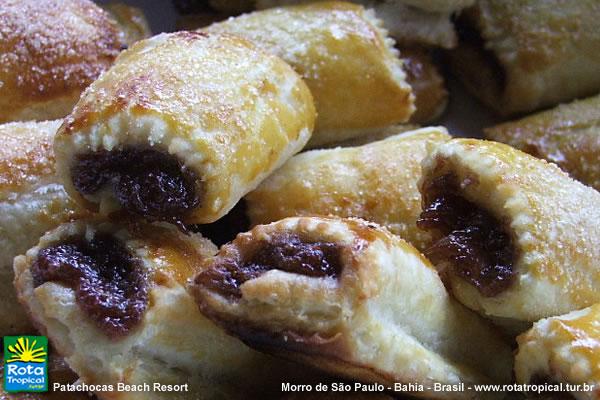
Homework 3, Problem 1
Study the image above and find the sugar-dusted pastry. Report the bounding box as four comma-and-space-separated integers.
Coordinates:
190, 216, 513, 399
14, 219, 318, 400
245, 127, 450, 251
449, 0, 600, 116
203, 2, 413, 146
255, 0, 468, 48
54, 31, 315, 226
485, 94, 600, 191
0, 120, 89, 336
515, 303, 600, 400
417, 139, 600, 324
102, 3, 152, 46
0, 0, 150, 124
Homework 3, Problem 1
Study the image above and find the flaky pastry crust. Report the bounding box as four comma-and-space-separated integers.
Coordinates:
419, 139, 600, 323
203, 2, 413, 146
485, 94, 600, 192
245, 127, 450, 251
190, 216, 513, 399
449, 0, 600, 115
516, 303, 600, 400
14, 220, 314, 399
0, 0, 127, 123
0, 120, 88, 336
54, 31, 315, 224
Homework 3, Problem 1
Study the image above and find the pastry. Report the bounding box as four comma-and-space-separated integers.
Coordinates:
515, 303, 600, 400
245, 127, 450, 251
449, 0, 600, 115
203, 2, 413, 147
14, 219, 316, 399
0, 0, 150, 124
402, 48, 448, 123
102, 3, 152, 46
255, 0, 468, 48
485, 94, 600, 191
190, 216, 513, 399
417, 139, 600, 324
54, 31, 315, 226
0, 120, 88, 336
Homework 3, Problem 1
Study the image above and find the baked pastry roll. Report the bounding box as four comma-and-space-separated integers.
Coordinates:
0, 0, 149, 124
102, 3, 152, 46
485, 94, 600, 192
245, 127, 450, 251
449, 0, 600, 116
14, 219, 315, 399
515, 303, 600, 400
54, 31, 315, 225
403, 48, 448, 124
0, 120, 88, 336
202, 2, 414, 146
190, 216, 513, 399
255, 0, 465, 48
417, 139, 600, 324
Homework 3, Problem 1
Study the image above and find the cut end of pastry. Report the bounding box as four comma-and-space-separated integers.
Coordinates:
449, 10, 508, 114
195, 232, 344, 300
417, 164, 516, 298
30, 229, 149, 339
70, 147, 202, 226
190, 217, 380, 347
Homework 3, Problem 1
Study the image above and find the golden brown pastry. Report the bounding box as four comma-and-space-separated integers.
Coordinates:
54, 31, 315, 226
0, 0, 149, 124
403, 48, 448, 123
190, 216, 513, 399
255, 0, 467, 48
202, 2, 414, 146
245, 127, 450, 251
0, 120, 88, 336
485, 94, 600, 191
14, 219, 317, 399
449, 0, 600, 116
102, 3, 152, 46
515, 303, 600, 400
417, 139, 600, 325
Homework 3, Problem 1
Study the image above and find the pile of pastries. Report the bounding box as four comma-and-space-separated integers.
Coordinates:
1, 0, 599, 399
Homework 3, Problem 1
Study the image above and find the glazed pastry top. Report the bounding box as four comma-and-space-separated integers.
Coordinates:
0, 0, 125, 121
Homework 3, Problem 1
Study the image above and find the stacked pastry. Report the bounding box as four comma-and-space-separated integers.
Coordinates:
3, 0, 600, 400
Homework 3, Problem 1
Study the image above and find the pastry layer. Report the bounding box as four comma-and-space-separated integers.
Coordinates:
54, 31, 315, 224
0, 0, 147, 123
191, 216, 513, 399
245, 127, 450, 251
485, 94, 600, 192
418, 139, 600, 322
14, 219, 314, 399
0, 120, 88, 336
516, 303, 600, 400
449, 0, 600, 115
203, 2, 413, 146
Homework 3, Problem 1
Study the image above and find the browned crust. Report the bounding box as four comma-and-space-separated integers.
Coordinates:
0, 0, 126, 122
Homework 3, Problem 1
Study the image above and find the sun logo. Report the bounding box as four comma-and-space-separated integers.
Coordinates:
6, 337, 47, 364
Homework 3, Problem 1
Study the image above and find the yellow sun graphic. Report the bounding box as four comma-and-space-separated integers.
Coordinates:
6, 338, 47, 363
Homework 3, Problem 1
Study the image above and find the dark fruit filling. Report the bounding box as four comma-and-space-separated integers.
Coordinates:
31, 234, 148, 338
196, 234, 343, 299
417, 173, 515, 297
71, 148, 201, 224
189, 200, 250, 246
